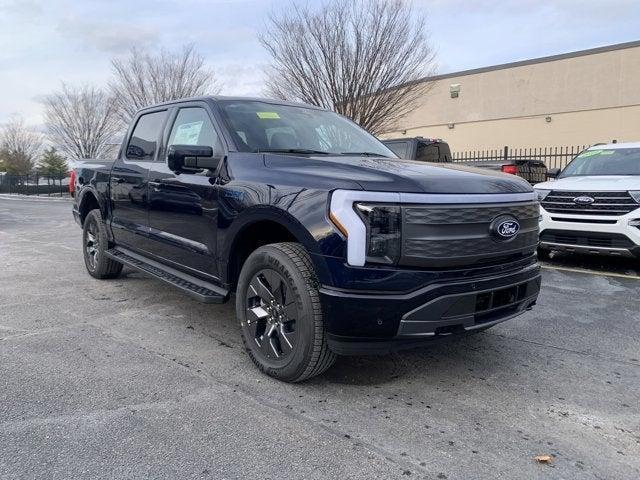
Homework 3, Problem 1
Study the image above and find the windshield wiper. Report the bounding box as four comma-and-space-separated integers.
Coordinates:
255, 148, 330, 155
339, 151, 391, 158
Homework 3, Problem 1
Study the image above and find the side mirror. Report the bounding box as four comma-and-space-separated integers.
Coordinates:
547, 167, 561, 179
167, 144, 220, 172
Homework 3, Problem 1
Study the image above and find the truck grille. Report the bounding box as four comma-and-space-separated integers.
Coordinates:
540, 230, 634, 249
541, 191, 639, 216
401, 202, 539, 268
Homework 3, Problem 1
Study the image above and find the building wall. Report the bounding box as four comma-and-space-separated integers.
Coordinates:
381, 42, 640, 152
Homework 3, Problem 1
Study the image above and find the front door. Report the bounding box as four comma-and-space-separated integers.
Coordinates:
110, 110, 168, 252
147, 105, 223, 279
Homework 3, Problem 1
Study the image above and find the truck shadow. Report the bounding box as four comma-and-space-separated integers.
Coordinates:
316, 334, 501, 387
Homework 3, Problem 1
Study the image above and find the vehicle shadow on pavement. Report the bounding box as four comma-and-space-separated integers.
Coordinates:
316, 335, 497, 387
543, 251, 640, 277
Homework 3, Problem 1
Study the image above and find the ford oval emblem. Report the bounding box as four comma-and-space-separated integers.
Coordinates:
573, 196, 595, 205
491, 215, 520, 240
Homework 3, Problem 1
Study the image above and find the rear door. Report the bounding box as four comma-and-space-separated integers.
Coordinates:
147, 103, 224, 278
110, 109, 168, 252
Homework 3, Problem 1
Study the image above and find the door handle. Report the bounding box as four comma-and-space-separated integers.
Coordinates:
111, 177, 125, 184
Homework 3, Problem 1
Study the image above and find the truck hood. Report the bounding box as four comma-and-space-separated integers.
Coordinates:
264, 154, 532, 194
535, 175, 640, 192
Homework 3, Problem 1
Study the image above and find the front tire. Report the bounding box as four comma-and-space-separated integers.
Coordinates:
236, 242, 336, 382
82, 209, 123, 279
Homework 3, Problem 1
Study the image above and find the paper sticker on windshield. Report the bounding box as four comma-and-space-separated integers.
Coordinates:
173, 121, 203, 145
257, 112, 280, 119
577, 150, 602, 158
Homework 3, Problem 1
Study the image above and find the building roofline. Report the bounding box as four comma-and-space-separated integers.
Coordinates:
413, 39, 640, 85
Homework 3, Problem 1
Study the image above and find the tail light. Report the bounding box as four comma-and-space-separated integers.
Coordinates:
501, 165, 518, 175
69, 169, 77, 197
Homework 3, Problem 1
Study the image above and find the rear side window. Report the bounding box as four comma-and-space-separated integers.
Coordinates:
386, 141, 410, 159
126, 111, 167, 160
417, 144, 440, 162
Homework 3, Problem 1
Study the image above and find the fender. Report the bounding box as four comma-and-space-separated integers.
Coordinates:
220, 204, 333, 286
76, 185, 109, 223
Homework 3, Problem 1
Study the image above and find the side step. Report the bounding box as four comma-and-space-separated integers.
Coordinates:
106, 248, 229, 304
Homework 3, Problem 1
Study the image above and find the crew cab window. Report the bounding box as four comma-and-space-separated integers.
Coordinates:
126, 111, 167, 160
168, 107, 220, 150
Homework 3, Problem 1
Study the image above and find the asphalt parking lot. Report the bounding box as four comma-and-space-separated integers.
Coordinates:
1, 196, 639, 480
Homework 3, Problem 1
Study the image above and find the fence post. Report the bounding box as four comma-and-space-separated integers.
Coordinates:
503, 146, 509, 162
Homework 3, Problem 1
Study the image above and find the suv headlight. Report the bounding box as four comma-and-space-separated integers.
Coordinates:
354, 203, 401, 265
629, 191, 640, 203
535, 189, 551, 201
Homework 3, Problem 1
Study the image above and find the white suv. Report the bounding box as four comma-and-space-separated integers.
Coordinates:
535, 142, 640, 259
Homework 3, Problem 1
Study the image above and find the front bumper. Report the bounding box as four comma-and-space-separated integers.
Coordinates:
539, 206, 640, 258
320, 262, 541, 355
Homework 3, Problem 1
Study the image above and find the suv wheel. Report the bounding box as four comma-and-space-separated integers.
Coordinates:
236, 242, 336, 382
82, 209, 123, 279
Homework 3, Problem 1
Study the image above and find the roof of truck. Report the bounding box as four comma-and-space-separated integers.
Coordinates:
140, 95, 323, 111
587, 142, 640, 150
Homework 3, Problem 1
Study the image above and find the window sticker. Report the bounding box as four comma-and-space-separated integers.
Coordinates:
173, 121, 204, 145
256, 112, 280, 119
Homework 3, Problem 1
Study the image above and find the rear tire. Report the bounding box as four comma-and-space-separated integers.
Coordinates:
82, 209, 123, 279
236, 242, 336, 382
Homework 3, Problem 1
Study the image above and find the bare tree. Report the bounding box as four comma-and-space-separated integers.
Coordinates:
43, 84, 122, 160
110, 44, 219, 123
261, 0, 436, 135
0, 116, 43, 175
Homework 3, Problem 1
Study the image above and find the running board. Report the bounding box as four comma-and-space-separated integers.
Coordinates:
106, 248, 228, 304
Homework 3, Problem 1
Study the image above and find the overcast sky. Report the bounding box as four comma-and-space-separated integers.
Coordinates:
1, 0, 638, 127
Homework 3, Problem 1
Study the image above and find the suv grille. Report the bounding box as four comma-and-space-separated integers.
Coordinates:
540, 230, 634, 249
541, 191, 639, 216
401, 202, 539, 268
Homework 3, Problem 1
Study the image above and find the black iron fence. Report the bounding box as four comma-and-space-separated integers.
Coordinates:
452, 145, 588, 170
0, 173, 70, 196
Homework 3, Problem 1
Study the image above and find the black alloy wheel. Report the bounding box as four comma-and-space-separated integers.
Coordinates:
236, 242, 336, 382
82, 209, 123, 279
245, 268, 298, 360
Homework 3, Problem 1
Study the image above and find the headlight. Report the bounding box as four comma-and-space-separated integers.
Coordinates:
629, 191, 640, 203
535, 189, 551, 201
354, 203, 401, 265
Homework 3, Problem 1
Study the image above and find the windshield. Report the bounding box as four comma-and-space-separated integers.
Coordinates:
217, 100, 396, 158
560, 148, 640, 177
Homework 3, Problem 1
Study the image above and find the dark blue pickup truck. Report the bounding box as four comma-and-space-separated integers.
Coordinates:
72, 96, 541, 382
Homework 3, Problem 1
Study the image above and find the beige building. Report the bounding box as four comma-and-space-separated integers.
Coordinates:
382, 40, 640, 153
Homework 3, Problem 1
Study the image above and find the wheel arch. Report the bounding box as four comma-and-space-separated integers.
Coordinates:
223, 207, 329, 290
77, 187, 105, 225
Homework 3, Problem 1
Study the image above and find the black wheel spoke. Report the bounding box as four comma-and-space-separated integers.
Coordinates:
249, 275, 274, 304
244, 266, 299, 362
278, 325, 294, 355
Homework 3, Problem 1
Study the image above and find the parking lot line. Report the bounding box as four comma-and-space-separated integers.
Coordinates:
541, 264, 640, 280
